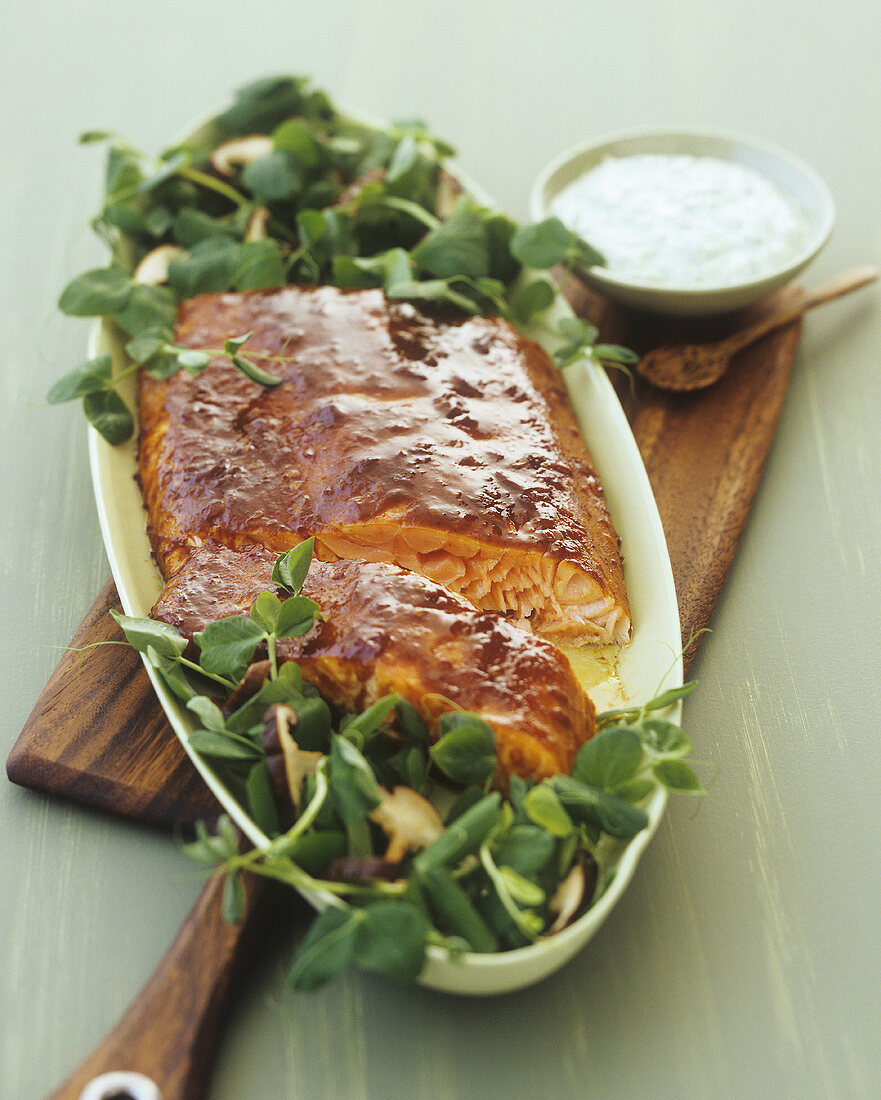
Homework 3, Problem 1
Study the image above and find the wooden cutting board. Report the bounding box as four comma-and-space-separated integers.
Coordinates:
6, 284, 802, 1098
6, 284, 802, 828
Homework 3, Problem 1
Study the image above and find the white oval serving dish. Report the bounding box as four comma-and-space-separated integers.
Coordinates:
87, 118, 682, 996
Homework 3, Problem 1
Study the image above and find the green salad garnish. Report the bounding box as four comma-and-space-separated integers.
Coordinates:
113, 539, 701, 990
50, 74, 635, 444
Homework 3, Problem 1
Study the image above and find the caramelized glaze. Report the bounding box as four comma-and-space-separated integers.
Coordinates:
154, 542, 594, 780
139, 286, 629, 643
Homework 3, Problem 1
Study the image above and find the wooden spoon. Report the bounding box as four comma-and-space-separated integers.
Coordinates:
636, 265, 879, 392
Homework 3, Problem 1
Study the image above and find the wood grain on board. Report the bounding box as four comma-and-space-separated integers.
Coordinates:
7, 578, 219, 828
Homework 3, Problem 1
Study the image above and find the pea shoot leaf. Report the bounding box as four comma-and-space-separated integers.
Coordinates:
394, 699, 430, 746
429, 712, 496, 785
177, 348, 212, 374
593, 344, 639, 366
288, 905, 360, 991
58, 267, 132, 316
289, 694, 333, 751
225, 675, 302, 735
145, 646, 197, 702
167, 237, 241, 298
250, 591, 282, 633
497, 867, 545, 908
216, 75, 326, 137
645, 682, 697, 711
275, 595, 321, 637
195, 615, 266, 679
511, 278, 555, 323
510, 217, 605, 271
272, 538, 315, 595
246, 760, 281, 835
186, 695, 227, 732
614, 778, 655, 803
137, 150, 189, 195
551, 775, 649, 839
571, 726, 644, 793
522, 783, 574, 837
109, 610, 188, 659
180, 817, 239, 866
329, 734, 382, 823
341, 694, 401, 746
641, 718, 692, 757
234, 240, 287, 291
47, 355, 113, 404
653, 759, 705, 794
241, 150, 303, 203
189, 728, 264, 760
113, 284, 177, 337
510, 218, 572, 269
222, 870, 246, 924
83, 389, 134, 445
125, 331, 167, 365
353, 902, 428, 982
173, 207, 239, 247
493, 825, 555, 875
273, 118, 321, 167
411, 197, 491, 279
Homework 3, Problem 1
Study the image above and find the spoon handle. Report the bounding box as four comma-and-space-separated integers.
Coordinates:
723, 265, 879, 354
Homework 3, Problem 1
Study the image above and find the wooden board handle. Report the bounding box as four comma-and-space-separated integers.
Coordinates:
46, 871, 270, 1100
7, 579, 219, 829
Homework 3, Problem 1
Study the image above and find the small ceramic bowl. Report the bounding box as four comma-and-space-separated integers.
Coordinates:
529, 128, 835, 316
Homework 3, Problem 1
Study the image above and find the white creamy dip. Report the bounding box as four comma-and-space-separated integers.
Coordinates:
550, 153, 813, 289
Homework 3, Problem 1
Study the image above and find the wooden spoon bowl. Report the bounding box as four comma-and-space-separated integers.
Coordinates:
636, 266, 878, 392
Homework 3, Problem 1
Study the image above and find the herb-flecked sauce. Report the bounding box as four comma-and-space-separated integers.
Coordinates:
551, 153, 812, 289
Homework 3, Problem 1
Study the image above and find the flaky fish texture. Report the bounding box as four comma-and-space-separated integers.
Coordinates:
153, 542, 594, 781
139, 285, 630, 645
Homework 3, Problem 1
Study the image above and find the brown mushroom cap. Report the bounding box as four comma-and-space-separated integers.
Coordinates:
369, 785, 445, 863
263, 703, 323, 811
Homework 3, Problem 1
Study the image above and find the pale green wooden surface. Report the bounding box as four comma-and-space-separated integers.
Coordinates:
2, 2, 880, 1097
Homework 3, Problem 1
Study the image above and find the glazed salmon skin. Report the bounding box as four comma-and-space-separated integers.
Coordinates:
153, 542, 595, 781
139, 285, 630, 646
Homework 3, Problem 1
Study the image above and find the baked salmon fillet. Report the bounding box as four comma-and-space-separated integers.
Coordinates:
139, 285, 630, 645
153, 542, 595, 781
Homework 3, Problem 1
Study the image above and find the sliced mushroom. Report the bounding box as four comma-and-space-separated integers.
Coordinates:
547, 862, 589, 934
436, 169, 465, 221
245, 205, 271, 242
209, 135, 274, 177
263, 703, 323, 811
132, 244, 184, 286
369, 785, 444, 863
226, 660, 272, 714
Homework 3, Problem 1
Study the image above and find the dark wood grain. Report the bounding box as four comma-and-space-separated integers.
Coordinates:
7, 578, 219, 828
46, 869, 270, 1100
